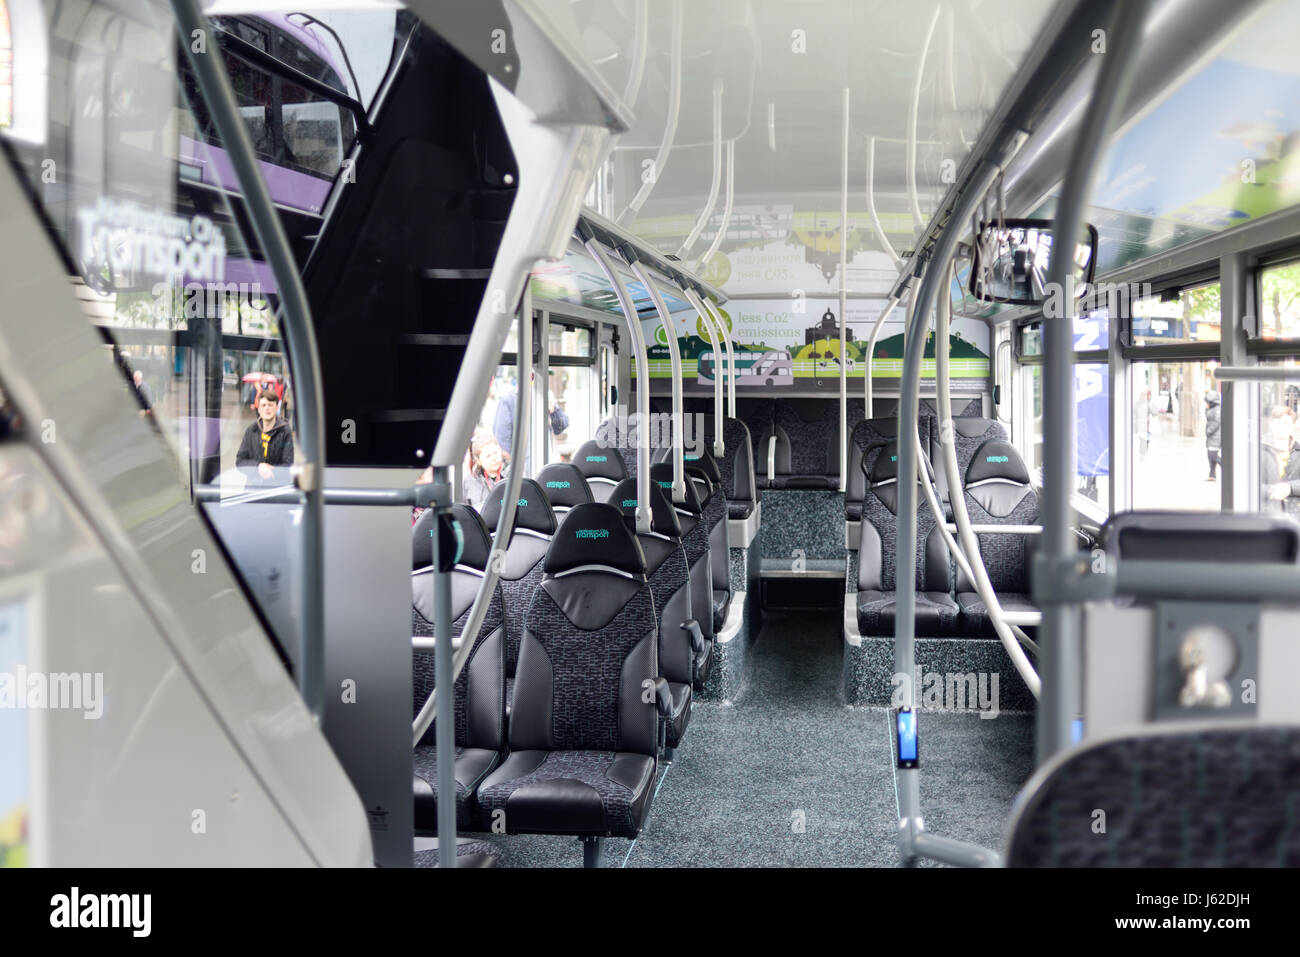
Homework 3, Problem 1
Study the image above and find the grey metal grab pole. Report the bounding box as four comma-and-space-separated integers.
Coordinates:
431, 467, 456, 868
1038, 0, 1150, 764
588, 239, 653, 533
894, 157, 1002, 864
172, 0, 328, 721
412, 287, 532, 748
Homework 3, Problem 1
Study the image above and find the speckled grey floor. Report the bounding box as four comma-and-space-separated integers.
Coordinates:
472, 609, 1035, 867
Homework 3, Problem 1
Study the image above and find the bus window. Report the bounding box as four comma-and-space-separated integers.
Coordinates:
1258, 260, 1300, 339
1256, 361, 1300, 519
546, 321, 594, 463
1131, 360, 1222, 510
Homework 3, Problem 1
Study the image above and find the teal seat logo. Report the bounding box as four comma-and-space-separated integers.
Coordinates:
621, 499, 638, 508
890, 455, 897, 462
657, 480, 673, 489
586, 455, 607, 463
576, 528, 610, 540
545, 481, 570, 489
517, 498, 528, 507
986, 455, 1010, 464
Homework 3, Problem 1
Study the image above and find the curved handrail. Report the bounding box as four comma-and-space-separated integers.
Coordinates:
633, 260, 685, 503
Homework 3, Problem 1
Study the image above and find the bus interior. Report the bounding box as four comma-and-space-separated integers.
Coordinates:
2, 0, 1300, 878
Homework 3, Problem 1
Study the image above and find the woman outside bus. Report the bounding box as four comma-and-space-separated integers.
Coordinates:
464, 434, 507, 509
1261, 405, 1300, 516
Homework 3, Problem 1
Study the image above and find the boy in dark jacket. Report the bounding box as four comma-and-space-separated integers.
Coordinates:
237, 391, 294, 482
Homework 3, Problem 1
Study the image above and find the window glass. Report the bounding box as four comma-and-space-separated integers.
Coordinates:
547, 365, 592, 463
1, 5, 296, 496
1132, 284, 1221, 346
548, 322, 592, 358
1021, 361, 1110, 508
1131, 360, 1222, 510
1256, 360, 1300, 519
1258, 261, 1300, 340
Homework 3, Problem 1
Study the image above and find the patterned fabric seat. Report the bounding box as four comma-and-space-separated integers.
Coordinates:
410, 505, 506, 831
1007, 725, 1300, 866
855, 440, 958, 636
953, 439, 1040, 635
479, 479, 557, 715
476, 503, 662, 844
650, 462, 714, 684
612, 478, 695, 748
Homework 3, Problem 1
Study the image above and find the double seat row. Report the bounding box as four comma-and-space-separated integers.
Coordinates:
584, 400, 759, 637
846, 413, 1041, 638
407, 459, 719, 858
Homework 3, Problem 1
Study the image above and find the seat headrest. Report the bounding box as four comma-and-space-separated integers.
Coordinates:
480, 478, 558, 536
412, 504, 492, 571
544, 502, 647, 576
965, 440, 1030, 486
450, 504, 492, 570
610, 477, 682, 538
649, 462, 703, 515
863, 441, 901, 484
535, 463, 593, 511
572, 440, 628, 482
682, 447, 722, 485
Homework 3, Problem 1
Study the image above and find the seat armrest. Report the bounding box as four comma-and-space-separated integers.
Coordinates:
652, 676, 672, 718
680, 618, 705, 656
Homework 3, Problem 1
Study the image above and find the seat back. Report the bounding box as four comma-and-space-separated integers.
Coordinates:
856, 440, 945, 592
612, 478, 694, 687
954, 439, 1039, 594
768, 398, 840, 489
535, 462, 593, 517
411, 505, 505, 751
480, 478, 558, 685
847, 416, 928, 521
510, 503, 659, 757
1006, 724, 1300, 866
572, 439, 627, 503
650, 461, 713, 642
931, 416, 1007, 508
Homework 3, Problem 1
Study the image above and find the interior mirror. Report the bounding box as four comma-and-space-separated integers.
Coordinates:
969, 218, 1098, 305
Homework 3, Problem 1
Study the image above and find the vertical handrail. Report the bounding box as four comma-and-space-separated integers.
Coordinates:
588, 240, 652, 532
867, 137, 904, 270
838, 87, 850, 492
677, 78, 725, 258
430, 464, 456, 867
695, 139, 735, 274
703, 297, 736, 419
864, 296, 899, 417
935, 263, 1040, 695
412, 288, 533, 749
619, 0, 683, 225
172, 0, 327, 721
906, 4, 942, 235
1038, 0, 1150, 763
685, 287, 725, 456
633, 261, 686, 503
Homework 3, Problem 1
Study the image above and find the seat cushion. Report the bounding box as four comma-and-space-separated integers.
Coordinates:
845, 501, 863, 522
728, 499, 755, 520
956, 592, 1038, 636
856, 590, 959, 635
666, 681, 692, 748
476, 750, 656, 838
412, 746, 500, 831
711, 589, 730, 633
